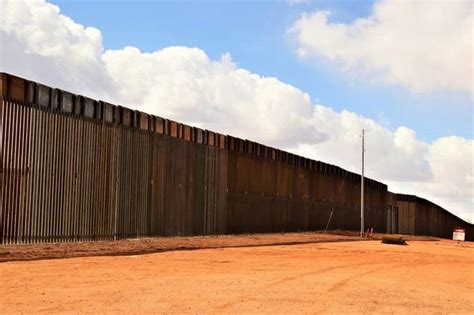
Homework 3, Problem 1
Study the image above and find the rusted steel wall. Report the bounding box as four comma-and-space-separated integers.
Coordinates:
386, 192, 398, 233
396, 199, 416, 235
224, 146, 388, 235
0, 98, 229, 243
0, 72, 471, 244
0, 73, 231, 243
393, 194, 473, 241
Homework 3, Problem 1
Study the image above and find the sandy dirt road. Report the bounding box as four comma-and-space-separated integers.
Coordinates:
1, 239, 473, 313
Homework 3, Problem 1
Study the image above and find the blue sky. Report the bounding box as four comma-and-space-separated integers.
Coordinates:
50, 0, 473, 142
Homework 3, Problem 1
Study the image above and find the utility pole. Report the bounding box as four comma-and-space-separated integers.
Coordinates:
360, 129, 365, 237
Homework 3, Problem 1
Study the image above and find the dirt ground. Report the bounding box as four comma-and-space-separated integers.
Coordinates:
0, 231, 437, 263
1, 235, 473, 313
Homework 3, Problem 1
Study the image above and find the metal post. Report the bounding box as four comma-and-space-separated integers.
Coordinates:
361, 129, 365, 237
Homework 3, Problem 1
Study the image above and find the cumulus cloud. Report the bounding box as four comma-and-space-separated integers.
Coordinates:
102, 46, 323, 147
0, 0, 472, 222
385, 136, 474, 223
295, 107, 432, 182
0, 0, 112, 99
290, 0, 473, 94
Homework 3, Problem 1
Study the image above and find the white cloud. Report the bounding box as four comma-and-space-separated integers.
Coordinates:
102, 46, 323, 147
1, 0, 472, 222
290, 0, 473, 94
385, 136, 474, 223
0, 0, 112, 99
295, 108, 432, 182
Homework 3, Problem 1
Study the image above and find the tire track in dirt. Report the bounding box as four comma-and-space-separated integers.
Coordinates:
315, 262, 420, 313
212, 261, 378, 312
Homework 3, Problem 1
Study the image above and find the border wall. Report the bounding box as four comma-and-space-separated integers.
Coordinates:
389, 194, 473, 240
0, 73, 472, 244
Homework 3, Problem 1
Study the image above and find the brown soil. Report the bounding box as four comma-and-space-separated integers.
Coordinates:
0, 231, 437, 263
1, 235, 472, 313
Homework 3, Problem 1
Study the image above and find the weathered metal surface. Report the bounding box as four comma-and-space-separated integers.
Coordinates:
385, 193, 399, 234
0, 72, 472, 244
391, 194, 472, 240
